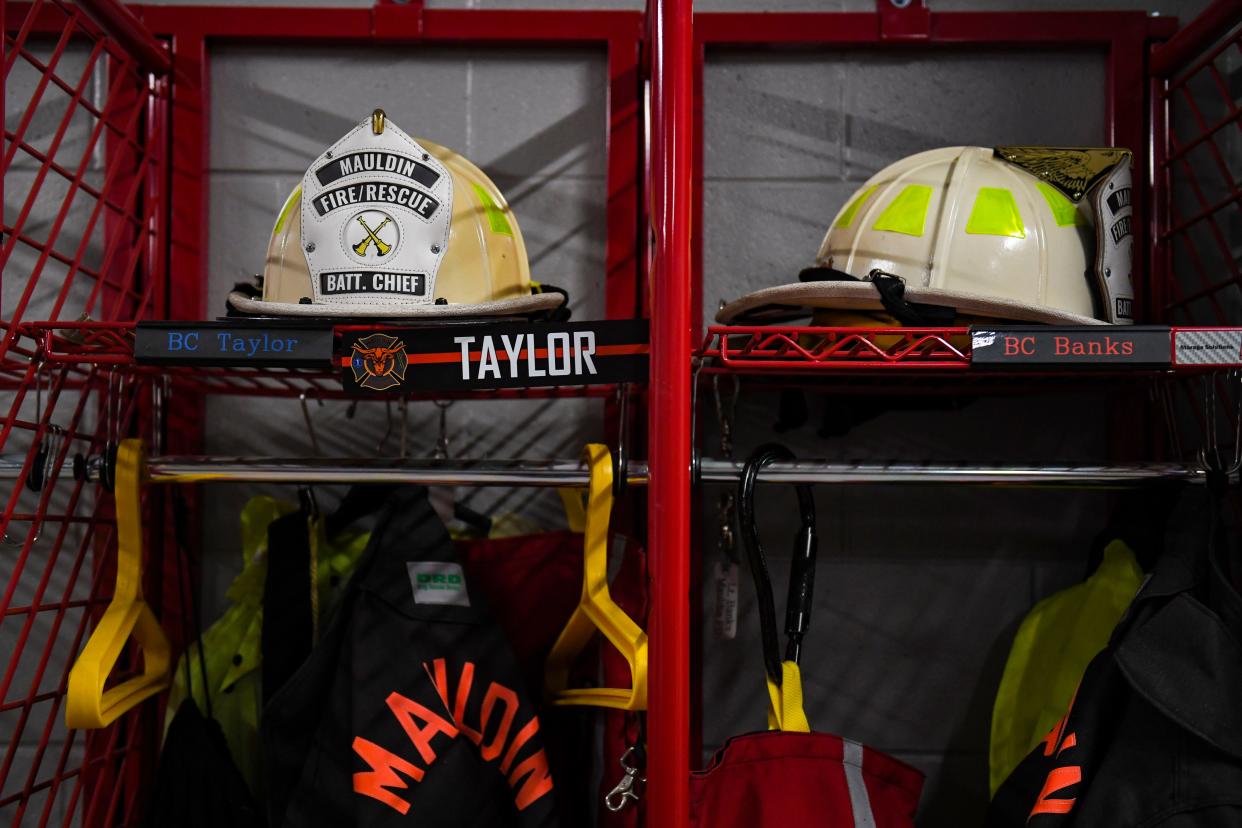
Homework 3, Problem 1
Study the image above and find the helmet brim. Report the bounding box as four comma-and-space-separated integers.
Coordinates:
714, 281, 1106, 327
226, 289, 564, 319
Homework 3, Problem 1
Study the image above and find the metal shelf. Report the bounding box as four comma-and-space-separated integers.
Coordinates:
697, 324, 1242, 379
11, 321, 618, 401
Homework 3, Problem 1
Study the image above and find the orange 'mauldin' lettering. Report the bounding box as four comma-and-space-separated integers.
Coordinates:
451, 661, 483, 744
353, 660, 554, 815
508, 747, 555, 810
1029, 691, 1081, 820
1030, 766, 1081, 817
479, 684, 519, 762
352, 737, 425, 815
387, 691, 459, 764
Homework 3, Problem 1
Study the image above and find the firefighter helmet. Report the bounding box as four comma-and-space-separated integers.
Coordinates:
717, 146, 1134, 327
228, 109, 563, 319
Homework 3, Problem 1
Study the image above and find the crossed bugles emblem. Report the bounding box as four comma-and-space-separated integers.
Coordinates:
353, 215, 393, 257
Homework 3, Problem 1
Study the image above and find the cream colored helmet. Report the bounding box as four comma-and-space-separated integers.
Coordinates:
228, 110, 564, 319
717, 146, 1134, 326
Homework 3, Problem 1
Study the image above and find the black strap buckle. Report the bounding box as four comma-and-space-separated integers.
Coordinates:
798, 266, 957, 326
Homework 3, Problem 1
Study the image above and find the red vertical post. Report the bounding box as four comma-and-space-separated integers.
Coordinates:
647, 0, 693, 824
605, 34, 643, 323
1, 0, 5, 324
1106, 18, 1150, 323
1148, 71, 1170, 325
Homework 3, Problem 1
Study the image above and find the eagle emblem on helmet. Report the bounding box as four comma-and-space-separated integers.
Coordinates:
350, 332, 408, 391
994, 146, 1130, 201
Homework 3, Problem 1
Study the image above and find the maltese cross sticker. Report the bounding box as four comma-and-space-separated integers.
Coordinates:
347, 209, 400, 261
350, 332, 409, 392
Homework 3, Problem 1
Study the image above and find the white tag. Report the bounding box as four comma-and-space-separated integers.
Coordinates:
712, 562, 739, 640
1090, 160, 1134, 324
300, 117, 453, 308
407, 561, 470, 606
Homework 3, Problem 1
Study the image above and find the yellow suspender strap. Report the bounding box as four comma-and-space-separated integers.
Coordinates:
65, 439, 171, 728
766, 660, 810, 733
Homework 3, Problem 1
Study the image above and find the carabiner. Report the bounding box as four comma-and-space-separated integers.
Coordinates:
604, 746, 645, 812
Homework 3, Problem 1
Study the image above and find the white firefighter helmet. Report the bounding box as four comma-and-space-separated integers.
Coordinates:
228, 109, 563, 319
716, 146, 1135, 327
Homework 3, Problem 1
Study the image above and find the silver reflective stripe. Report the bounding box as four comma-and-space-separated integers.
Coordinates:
843, 739, 876, 828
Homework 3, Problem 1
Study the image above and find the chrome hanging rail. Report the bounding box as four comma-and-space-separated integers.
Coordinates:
0, 455, 1215, 487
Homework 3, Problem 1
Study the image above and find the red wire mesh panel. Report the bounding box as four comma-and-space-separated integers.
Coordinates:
2, 1, 172, 825
1151, 0, 1242, 461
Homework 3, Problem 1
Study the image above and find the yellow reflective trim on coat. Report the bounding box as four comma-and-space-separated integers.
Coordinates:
872, 184, 932, 236
965, 187, 1026, 238
1036, 181, 1087, 228
833, 184, 878, 229
471, 182, 514, 237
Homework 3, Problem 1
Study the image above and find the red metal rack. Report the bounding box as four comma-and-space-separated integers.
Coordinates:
697, 325, 1242, 374
2, 0, 170, 823
14, 320, 621, 400
2, 1, 1241, 827
700, 325, 973, 372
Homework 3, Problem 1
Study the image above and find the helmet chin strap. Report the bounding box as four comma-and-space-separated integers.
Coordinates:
798, 266, 957, 326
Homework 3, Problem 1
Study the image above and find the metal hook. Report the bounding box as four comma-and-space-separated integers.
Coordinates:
1154, 381, 1184, 463
5, 360, 53, 545
604, 746, 645, 813
96, 368, 124, 492
433, 400, 453, 461
614, 384, 631, 496
1228, 370, 1242, 475
107, 368, 120, 446
376, 399, 394, 454
152, 374, 172, 455
399, 397, 409, 459
299, 390, 323, 456
27, 358, 64, 494
712, 373, 740, 458
689, 358, 706, 486
1196, 372, 1242, 478
34, 357, 45, 425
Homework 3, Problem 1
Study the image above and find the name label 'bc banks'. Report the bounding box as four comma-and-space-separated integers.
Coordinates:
970, 326, 1171, 367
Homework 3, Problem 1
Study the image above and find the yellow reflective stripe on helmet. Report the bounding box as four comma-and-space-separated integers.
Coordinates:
471, 182, 514, 237
273, 185, 301, 236
872, 184, 932, 236
1036, 181, 1087, 228
833, 184, 878, 229
965, 187, 1026, 238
